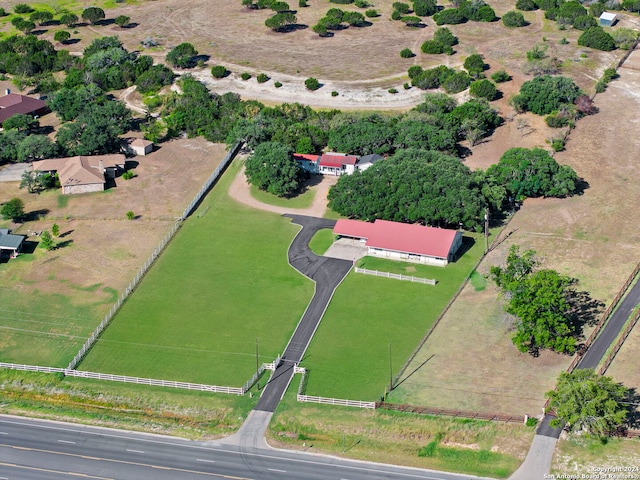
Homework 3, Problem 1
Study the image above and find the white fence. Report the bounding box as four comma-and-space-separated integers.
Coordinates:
355, 267, 436, 285
0, 362, 243, 395
297, 394, 376, 409
66, 142, 243, 371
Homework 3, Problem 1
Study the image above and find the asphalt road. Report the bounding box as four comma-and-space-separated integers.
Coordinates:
576, 277, 640, 370
255, 215, 352, 412
0, 415, 479, 480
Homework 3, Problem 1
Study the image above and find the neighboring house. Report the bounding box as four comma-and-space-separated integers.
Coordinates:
32, 154, 126, 195
293, 153, 320, 173
599, 12, 617, 27
356, 153, 384, 172
319, 153, 358, 175
334, 218, 463, 266
128, 138, 154, 156
0, 91, 48, 127
0, 228, 25, 259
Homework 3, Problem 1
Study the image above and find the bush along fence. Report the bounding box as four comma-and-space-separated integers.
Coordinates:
65, 143, 243, 372
354, 267, 436, 285
295, 366, 376, 409
377, 402, 526, 423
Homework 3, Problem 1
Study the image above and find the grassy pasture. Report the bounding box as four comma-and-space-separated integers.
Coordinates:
301, 234, 485, 400
80, 160, 314, 386
249, 183, 316, 209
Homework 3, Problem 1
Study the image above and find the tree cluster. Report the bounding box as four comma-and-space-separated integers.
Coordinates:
313, 8, 366, 35
408, 64, 472, 93
0, 35, 70, 77
511, 75, 582, 115
433, 0, 496, 25
244, 142, 303, 196
491, 245, 578, 354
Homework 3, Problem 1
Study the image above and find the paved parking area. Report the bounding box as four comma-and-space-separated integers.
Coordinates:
324, 238, 368, 262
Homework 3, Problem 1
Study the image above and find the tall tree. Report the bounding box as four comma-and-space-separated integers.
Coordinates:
1, 198, 25, 221
244, 142, 302, 197
82, 6, 105, 24
547, 370, 631, 436
166, 42, 198, 68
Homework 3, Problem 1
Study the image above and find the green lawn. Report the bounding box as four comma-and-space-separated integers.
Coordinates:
308, 229, 334, 255
250, 184, 316, 209
81, 161, 314, 386
302, 234, 485, 400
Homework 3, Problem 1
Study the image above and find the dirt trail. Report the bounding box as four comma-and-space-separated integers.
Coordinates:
227, 164, 336, 218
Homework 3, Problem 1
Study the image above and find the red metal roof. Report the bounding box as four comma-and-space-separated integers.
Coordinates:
334, 219, 460, 259
293, 153, 320, 163
320, 153, 357, 168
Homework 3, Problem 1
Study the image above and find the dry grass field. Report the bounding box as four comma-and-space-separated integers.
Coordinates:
0, 134, 227, 365
390, 50, 640, 416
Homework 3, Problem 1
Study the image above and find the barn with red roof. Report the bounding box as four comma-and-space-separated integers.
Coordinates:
334, 219, 463, 266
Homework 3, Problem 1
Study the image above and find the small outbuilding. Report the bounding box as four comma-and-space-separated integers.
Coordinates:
599, 12, 617, 27
129, 138, 154, 156
0, 228, 25, 259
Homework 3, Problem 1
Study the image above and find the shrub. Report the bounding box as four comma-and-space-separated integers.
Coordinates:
331, 90, 339, 96
355, 0, 371, 6
211, 65, 228, 78
54, 30, 71, 43
463, 54, 486, 76
573, 15, 597, 30
545, 111, 572, 128
365, 8, 379, 17
589, 2, 605, 17
14, 3, 33, 14
515, 75, 582, 115
551, 138, 565, 152
391, 10, 403, 20
413, 0, 438, 16
122, 170, 136, 180
433, 27, 458, 46
393, 2, 411, 14
469, 79, 497, 100
502, 10, 526, 27
516, 0, 538, 10
115, 15, 130, 27
559, 37, 569, 44
305, 77, 320, 90
81, 6, 106, 24
274, 81, 283, 88
299, 0, 307, 6
441, 71, 471, 93
241, 72, 252, 80
475, 5, 497, 21
257, 73, 269, 83
408, 65, 424, 79
611, 28, 640, 49
400, 48, 414, 58
421, 40, 445, 54
578, 27, 616, 51
491, 69, 511, 83
525, 416, 539, 427
0, 8, 6, 16
403, 82, 411, 89
433, 8, 466, 25
388, 88, 398, 93
401, 15, 422, 25
126, 211, 135, 220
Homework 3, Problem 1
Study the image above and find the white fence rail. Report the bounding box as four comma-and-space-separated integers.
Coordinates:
0, 362, 243, 395
66, 143, 243, 372
297, 394, 376, 409
355, 267, 436, 285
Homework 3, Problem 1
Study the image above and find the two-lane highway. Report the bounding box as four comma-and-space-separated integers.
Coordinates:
0, 415, 479, 480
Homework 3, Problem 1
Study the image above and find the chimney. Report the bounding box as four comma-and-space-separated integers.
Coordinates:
99, 159, 104, 172
5, 89, 10, 95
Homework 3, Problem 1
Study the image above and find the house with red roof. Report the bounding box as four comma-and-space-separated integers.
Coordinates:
0, 91, 48, 127
334, 219, 463, 266
318, 153, 358, 175
293, 153, 320, 173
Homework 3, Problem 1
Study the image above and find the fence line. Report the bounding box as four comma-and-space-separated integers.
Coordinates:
377, 402, 525, 423
66, 143, 243, 372
297, 395, 375, 409
598, 308, 640, 375
354, 267, 436, 285
0, 362, 243, 394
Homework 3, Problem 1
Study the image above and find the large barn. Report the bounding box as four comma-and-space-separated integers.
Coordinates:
334, 219, 463, 266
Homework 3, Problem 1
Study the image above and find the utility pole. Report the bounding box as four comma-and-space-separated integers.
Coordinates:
388, 340, 393, 393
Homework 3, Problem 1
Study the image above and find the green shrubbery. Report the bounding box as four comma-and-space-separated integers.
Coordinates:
578, 26, 616, 51
502, 10, 526, 27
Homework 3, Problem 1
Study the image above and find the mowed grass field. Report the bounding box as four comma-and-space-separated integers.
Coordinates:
80, 160, 314, 386
302, 234, 485, 400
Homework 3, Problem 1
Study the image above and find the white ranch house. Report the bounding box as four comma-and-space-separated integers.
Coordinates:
334, 219, 463, 267
294, 152, 383, 176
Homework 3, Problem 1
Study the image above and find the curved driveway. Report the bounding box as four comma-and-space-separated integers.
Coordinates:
255, 214, 353, 412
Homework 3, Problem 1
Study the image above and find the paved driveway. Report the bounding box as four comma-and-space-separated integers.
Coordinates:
0, 163, 30, 182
